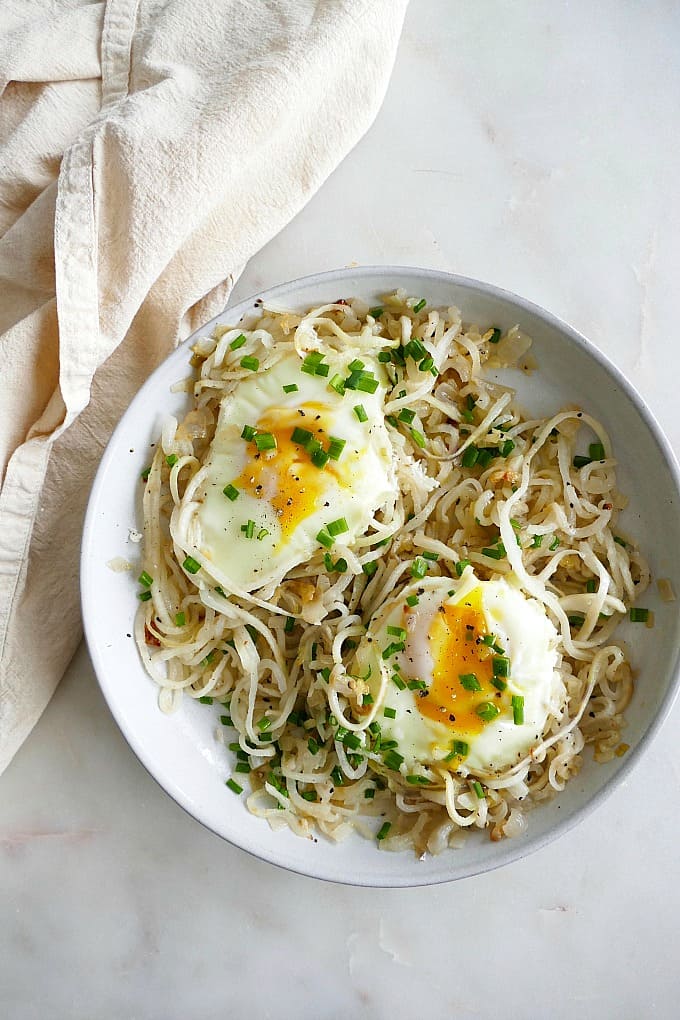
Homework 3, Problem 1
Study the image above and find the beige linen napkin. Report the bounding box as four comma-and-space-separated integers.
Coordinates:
0, 0, 408, 775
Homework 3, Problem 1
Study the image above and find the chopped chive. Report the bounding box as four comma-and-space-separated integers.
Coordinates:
406, 594, 419, 607
531, 534, 544, 549
614, 536, 628, 548
362, 560, 378, 577
241, 424, 257, 440
418, 356, 434, 373
240, 520, 255, 539
138, 590, 152, 602
455, 558, 470, 577
254, 432, 276, 451
477, 447, 496, 468
378, 351, 392, 363
327, 517, 349, 537
183, 556, 201, 574
282, 382, 299, 393
300, 790, 317, 802
476, 702, 501, 723
314, 362, 330, 377
472, 781, 485, 799
568, 614, 585, 627
291, 426, 313, 446
392, 674, 406, 690
355, 374, 379, 394
453, 740, 469, 757
234, 762, 251, 774
328, 373, 345, 395
311, 448, 330, 468
138, 571, 153, 588
307, 737, 320, 754
512, 694, 525, 725
328, 437, 346, 460
413, 298, 427, 313
369, 306, 384, 318
165, 453, 178, 467
422, 551, 439, 562
223, 483, 239, 501
226, 778, 243, 794
492, 656, 510, 678
174, 611, 186, 626
407, 679, 427, 691
343, 732, 362, 751
404, 338, 427, 361
398, 408, 416, 424
589, 442, 605, 460
387, 625, 407, 640
573, 455, 592, 468
386, 415, 399, 427
198, 695, 213, 704
383, 749, 404, 771
220, 715, 232, 726
383, 707, 397, 720
330, 766, 344, 787
459, 673, 481, 691
284, 616, 295, 633
482, 544, 506, 560
353, 404, 368, 422
301, 355, 322, 376
549, 536, 560, 551
411, 557, 428, 579
348, 359, 365, 371
240, 355, 259, 372
245, 624, 259, 644
230, 333, 247, 350
362, 693, 374, 706
364, 787, 376, 799
376, 821, 392, 841
586, 579, 597, 593
406, 774, 432, 786
382, 641, 405, 660
489, 327, 502, 344
140, 466, 151, 482
257, 528, 269, 541
461, 445, 479, 468
215, 586, 227, 598
490, 677, 507, 692
629, 607, 650, 623
316, 529, 334, 549
320, 667, 331, 682
500, 439, 515, 458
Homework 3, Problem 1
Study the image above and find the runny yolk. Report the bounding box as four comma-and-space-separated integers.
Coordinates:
234, 403, 346, 543
417, 587, 505, 736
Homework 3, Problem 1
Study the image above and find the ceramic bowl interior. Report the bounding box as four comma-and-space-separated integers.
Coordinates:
81, 267, 680, 886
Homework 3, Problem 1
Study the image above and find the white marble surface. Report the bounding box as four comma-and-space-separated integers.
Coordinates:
3, 2, 680, 1016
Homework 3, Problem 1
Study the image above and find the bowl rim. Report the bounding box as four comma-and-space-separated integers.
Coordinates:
81, 264, 680, 886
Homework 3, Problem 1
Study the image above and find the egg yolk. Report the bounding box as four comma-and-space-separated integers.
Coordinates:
415, 587, 508, 736
235, 403, 346, 543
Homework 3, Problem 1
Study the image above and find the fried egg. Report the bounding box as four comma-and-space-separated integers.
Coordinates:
354, 570, 564, 774
173, 350, 396, 593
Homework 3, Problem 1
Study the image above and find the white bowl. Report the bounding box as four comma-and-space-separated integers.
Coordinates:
81, 267, 680, 886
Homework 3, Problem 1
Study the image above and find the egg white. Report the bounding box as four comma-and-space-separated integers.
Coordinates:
355, 571, 564, 774
173, 350, 397, 593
